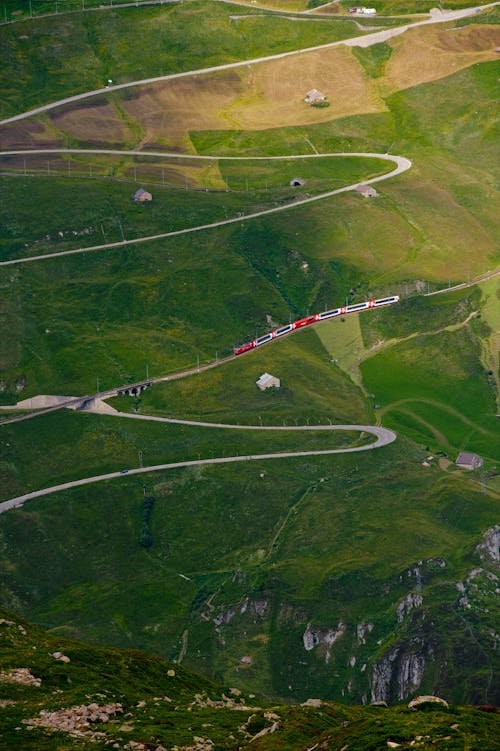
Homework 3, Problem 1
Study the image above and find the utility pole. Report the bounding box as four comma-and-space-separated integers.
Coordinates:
117, 217, 125, 242
96, 377, 100, 393
197, 354, 200, 373
146, 364, 149, 380
138, 450, 143, 468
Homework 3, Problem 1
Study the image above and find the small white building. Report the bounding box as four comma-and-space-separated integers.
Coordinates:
456, 452, 484, 470
256, 372, 280, 391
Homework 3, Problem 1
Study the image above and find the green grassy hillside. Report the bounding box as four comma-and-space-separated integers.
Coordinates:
1, 424, 498, 705
1, 609, 499, 751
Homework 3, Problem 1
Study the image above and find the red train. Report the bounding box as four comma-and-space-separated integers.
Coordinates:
234, 295, 400, 355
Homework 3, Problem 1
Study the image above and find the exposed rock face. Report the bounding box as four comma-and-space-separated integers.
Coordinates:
476, 526, 500, 562
357, 622, 374, 644
397, 653, 426, 700
303, 621, 346, 663
397, 593, 423, 623
371, 640, 427, 703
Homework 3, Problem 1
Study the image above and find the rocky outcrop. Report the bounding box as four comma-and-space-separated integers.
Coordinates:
356, 622, 374, 644
476, 526, 500, 562
303, 621, 346, 663
51, 651, 70, 663
397, 593, 423, 623
25, 702, 123, 734
408, 695, 449, 710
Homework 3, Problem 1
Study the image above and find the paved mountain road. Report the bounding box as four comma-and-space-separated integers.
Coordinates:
0, 424, 396, 514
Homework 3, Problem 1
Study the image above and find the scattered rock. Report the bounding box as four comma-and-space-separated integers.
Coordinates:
24, 702, 123, 735
0, 668, 41, 687
167, 669, 176, 677
371, 700, 388, 707
51, 651, 70, 663
302, 698, 322, 707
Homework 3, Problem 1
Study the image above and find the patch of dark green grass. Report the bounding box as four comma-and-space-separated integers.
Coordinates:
352, 42, 392, 78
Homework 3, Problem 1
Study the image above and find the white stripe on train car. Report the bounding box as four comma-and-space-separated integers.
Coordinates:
255, 333, 273, 346
275, 324, 293, 337
318, 308, 340, 320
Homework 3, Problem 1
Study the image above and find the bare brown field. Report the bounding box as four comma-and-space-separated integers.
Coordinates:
0, 118, 63, 151
50, 99, 139, 148
382, 24, 500, 94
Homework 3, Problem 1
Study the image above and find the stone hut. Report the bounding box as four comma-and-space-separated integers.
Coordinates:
256, 373, 280, 391
133, 188, 153, 202
455, 452, 484, 470
304, 89, 326, 104
356, 184, 378, 198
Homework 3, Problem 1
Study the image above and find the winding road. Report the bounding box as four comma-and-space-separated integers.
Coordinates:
0, 423, 396, 514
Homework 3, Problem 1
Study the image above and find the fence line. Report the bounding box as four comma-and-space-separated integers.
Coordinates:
0, 0, 179, 26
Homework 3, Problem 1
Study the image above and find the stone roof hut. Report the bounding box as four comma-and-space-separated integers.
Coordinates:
133, 188, 153, 202
256, 373, 280, 391
356, 184, 378, 198
304, 89, 326, 104
456, 452, 484, 470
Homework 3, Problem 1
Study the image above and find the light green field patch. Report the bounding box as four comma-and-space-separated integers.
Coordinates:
478, 276, 500, 409
315, 313, 367, 386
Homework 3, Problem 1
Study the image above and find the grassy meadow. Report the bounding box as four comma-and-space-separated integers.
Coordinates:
0, 431, 498, 704
0, 0, 381, 118
0, 155, 390, 260
0, 0, 499, 712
